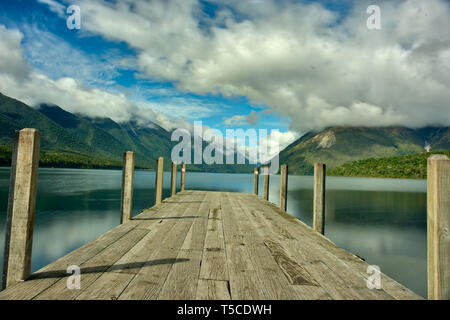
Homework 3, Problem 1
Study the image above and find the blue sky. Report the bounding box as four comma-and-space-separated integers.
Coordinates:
0, 0, 448, 147
0, 0, 302, 133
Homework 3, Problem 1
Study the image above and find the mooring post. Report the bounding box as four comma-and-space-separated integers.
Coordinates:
181, 163, 186, 192
155, 157, 164, 205
3, 129, 41, 289
254, 168, 259, 195
171, 162, 177, 196
263, 166, 270, 201
280, 164, 288, 211
427, 154, 450, 300
120, 151, 135, 224
313, 163, 326, 235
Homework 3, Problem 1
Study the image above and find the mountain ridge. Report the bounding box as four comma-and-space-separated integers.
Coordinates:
1, 92, 448, 174
279, 125, 450, 175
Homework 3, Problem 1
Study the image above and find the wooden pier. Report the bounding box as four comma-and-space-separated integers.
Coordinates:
1, 129, 448, 300
0, 190, 422, 300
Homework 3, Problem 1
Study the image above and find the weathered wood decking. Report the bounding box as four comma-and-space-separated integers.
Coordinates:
0, 190, 422, 300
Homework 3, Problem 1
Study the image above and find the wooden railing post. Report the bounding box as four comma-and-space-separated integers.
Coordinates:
155, 157, 164, 205
3, 129, 40, 288
280, 164, 288, 211
263, 166, 270, 201
313, 163, 326, 235
171, 162, 177, 197
120, 151, 135, 224
181, 164, 186, 192
254, 168, 259, 195
427, 154, 449, 300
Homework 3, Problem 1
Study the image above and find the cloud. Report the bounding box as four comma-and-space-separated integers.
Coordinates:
223, 110, 261, 126
21, 25, 128, 87
0, 25, 31, 81
37, 0, 66, 18
223, 114, 247, 126
0, 25, 191, 131
69, 0, 450, 132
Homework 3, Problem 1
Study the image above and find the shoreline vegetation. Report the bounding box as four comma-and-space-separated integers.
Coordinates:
327, 150, 450, 179
1, 144, 448, 178
0, 144, 138, 170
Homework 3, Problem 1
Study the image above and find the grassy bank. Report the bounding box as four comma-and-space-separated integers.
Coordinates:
327, 150, 450, 179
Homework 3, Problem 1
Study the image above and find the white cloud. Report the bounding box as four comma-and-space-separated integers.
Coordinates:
223, 114, 247, 126
223, 110, 261, 126
37, 0, 66, 18
68, 0, 450, 132
21, 25, 126, 87
0, 25, 190, 131
0, 25, 31, 81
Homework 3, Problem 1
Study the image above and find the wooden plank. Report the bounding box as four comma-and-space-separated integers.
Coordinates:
181, 164, 186, 191
196, 280, 231, 300
246, 243, 304, 300
291, 284, 332, 300
279, 164, 288, 211
264, 240, 317, 286
232, 195, 312, 299
74, 200, 194, 300
236, 195, 317, 298
427, 154, 450, 300
224, 194, 287, 300
33, 228, 149, 300
221, 194, 245, 245
263, 167, 270, 201
117, 195, 203, 300
154, 157, 164, 205
171, 162, 177, 196
242, 195, 402, 300
120, 151, 135, 224
313, 163, 326, 234
0, 222, 137, 300
199, 208, 228, 281
3, 128, 40, 288
117, 247, 179, 300
226, 244, 266, 300
180, 193, 210, 250
158, 249, 203, 300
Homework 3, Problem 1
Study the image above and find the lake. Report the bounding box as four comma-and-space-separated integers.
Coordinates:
0, 167, 427, 297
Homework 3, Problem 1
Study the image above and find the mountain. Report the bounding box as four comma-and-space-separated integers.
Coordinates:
0, 92, 254, 172
0, 93, 178, 169
87, 117, 175, 168
279, 126, 450, 175
37, 104, 130, 160
0, 93, 98, 156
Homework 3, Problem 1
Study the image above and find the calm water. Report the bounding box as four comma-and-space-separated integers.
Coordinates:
0, 168, 427, 297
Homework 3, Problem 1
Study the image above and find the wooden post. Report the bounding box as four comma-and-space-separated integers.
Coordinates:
120, 151, 135, 224
263, 166, 270, 201
313, 163, 326, 235
3, 129, 40, 288
427, 154, 450, 300
171, 162, 177, 196
253, 168, 259, 195
280, 164, 288, 211
181, 164, 186, 192
155, 157, 164, 205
